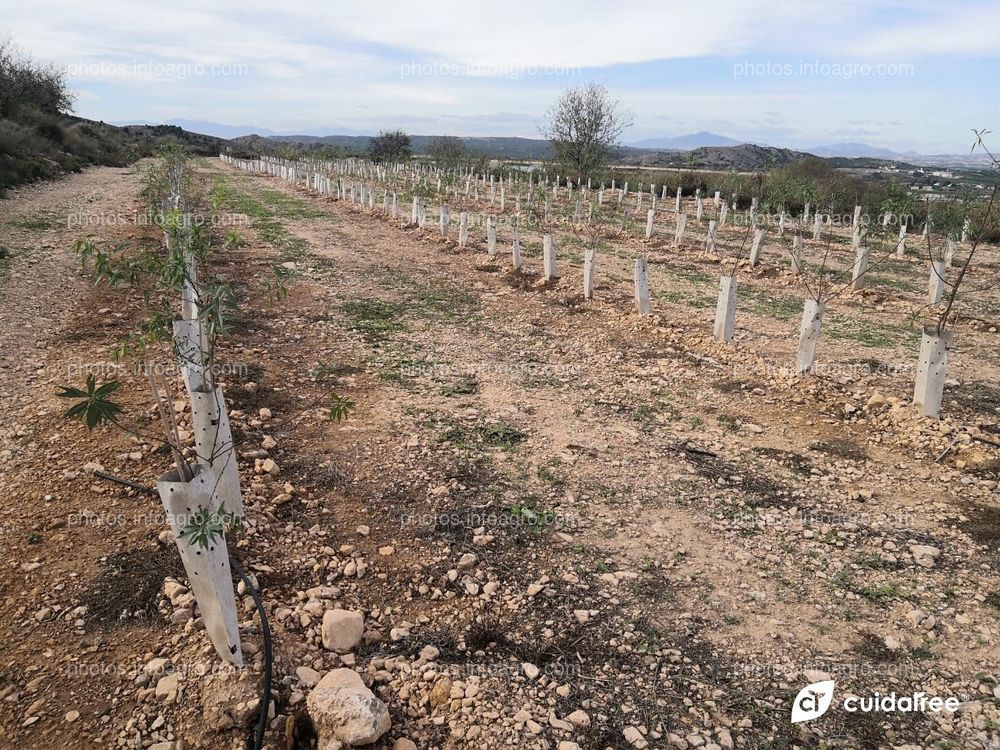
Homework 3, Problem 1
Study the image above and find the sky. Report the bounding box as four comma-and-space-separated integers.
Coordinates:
5, 0, 1000, 153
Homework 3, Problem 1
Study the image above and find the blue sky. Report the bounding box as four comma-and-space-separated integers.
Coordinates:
5, 0, 1000, 153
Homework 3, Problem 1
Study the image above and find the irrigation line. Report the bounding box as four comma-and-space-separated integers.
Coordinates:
90, 472, 273, 750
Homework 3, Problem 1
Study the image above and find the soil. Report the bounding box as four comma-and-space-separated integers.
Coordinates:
0, 159, 997, 750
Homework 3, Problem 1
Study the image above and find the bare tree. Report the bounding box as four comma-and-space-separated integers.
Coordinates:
540, 82, 632, 184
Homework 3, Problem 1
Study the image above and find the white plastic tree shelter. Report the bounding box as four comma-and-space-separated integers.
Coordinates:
156, 464, 243, 667
542, 234, 557, 280
797, 299, 825, 374
851, 244, 870, 291
748, 228, 767, 267
583, 247, 596, 300
634, 258, 651, 315
713, 276, 738, 343
487, 215, 497, 257
913, 326, 952, 419
928, 260, 946, 305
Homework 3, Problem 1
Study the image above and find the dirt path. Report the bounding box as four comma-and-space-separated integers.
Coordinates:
0, 167, 143, 418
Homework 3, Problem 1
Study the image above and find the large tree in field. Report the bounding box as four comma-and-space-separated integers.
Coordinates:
540, 82, 632, 182
368, 129, 411, 162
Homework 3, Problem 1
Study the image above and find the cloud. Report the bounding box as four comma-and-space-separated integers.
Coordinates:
4, 0, 994, 152
849, 2, 1000, 57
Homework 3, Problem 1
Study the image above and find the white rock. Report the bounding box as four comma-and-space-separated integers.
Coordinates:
322, 609, 364, 653
154, 674, 179, 701
144, 657, 172, 677
306, 668, 390, 747
296, 666, 322, 687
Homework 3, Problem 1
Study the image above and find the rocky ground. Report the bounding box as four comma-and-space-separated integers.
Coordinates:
0, 158, 998, 750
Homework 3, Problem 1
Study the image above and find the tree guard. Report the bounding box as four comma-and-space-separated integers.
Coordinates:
156, 464, 243, 667
191, 385, 244, 518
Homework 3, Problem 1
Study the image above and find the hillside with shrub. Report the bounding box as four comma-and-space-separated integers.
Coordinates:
0, 41, 231, 194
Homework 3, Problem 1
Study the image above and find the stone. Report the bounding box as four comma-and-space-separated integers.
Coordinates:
909, 545, 941, 567
145, 657, 172, 677
163, 580, 187, 603
154, 674, 179, 701
306, 668, 390, 747
566, 709, 591, 727
429, 677, 452, 709
522, 662, 540, 680
64, 710, 80, 722
624, 726, 648, 748
296, 666, 322, 687
867, 392, 888, 409
322, 609, 364, 653
549, 711, 571, 731
394, 741, 417, 750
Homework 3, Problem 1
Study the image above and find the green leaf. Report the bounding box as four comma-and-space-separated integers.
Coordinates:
93, 381, 122, 397
56, 378, 124, 431
56, 386, 88, 399
328, 393, 356, 422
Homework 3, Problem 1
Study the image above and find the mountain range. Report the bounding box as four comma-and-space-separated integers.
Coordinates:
113, 119, 930, 160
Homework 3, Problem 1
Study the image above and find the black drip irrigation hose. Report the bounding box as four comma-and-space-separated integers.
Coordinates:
94, 470, 159, 494
230, 555, 274, 750
92, 471, 274, 750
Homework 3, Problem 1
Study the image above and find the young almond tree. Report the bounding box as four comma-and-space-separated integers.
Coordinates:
785, 184, 911, 375
912, 131, 1000, 418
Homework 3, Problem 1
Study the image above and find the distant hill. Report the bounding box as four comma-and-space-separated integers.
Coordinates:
810, 142, 919, 159
114, 119, 278, 139
243, 133, 558, 160
630, 132, 743, 149
623, 143, 817, 171
1, 115, 233, 194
